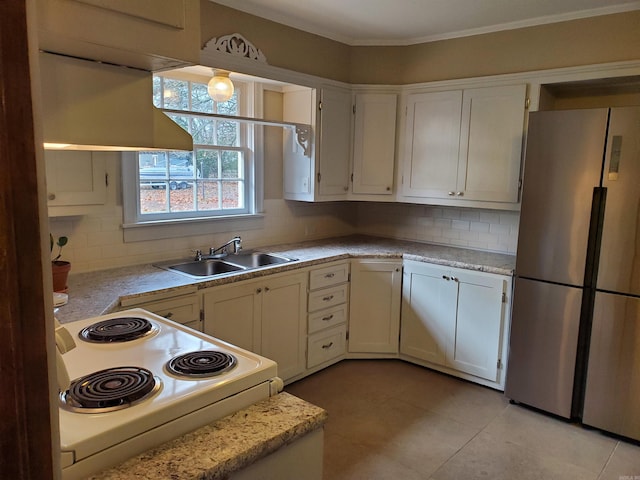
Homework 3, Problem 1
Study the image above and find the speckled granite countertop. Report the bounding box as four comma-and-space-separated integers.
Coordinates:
87, 392, 327, 480
57, 235, 515, 323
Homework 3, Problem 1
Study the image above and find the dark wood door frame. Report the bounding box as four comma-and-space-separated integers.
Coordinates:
0, 1, 55, 478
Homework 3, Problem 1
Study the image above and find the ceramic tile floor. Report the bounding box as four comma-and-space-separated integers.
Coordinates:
285, 360, 640, 480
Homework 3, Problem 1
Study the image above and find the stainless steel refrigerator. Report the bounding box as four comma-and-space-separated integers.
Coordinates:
505, 106, 640, 441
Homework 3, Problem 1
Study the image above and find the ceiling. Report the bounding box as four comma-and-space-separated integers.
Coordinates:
211, 0, 640, 46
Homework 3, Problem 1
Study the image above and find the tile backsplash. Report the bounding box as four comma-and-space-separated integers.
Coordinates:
50, 201, 519, 273
356, 203, 519, 254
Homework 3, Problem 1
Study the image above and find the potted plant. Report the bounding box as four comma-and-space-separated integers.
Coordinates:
51, 234, 70, 293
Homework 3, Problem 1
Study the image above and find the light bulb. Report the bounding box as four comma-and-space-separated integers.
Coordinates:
207, 71, 234, 103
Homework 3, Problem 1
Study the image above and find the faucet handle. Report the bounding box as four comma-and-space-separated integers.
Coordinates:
191, 249, 203, 261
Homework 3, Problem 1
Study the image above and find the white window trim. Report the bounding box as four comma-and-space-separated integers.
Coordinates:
121, 82, 266, 243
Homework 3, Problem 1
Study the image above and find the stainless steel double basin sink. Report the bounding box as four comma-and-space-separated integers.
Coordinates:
154, 251, 297, 279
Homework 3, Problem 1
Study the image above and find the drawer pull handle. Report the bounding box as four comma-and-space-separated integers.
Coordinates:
325, 273, 335, 278
321, 342, 334, 349
322, 314, 334, 322
322, 295, 334, 302
165, 312, 174, 318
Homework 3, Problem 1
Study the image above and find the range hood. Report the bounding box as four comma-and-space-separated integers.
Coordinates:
39, 52, 193, 151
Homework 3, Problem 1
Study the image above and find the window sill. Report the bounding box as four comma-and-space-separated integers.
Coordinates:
122, 213, 265, 243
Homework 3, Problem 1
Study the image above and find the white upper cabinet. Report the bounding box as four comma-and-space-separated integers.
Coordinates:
36, 0, 200, 70
401, 84, 527, 207
283, 85, 351, 201
45, 151, 108, 217
402, 90, 463, 198
458, 85, 527, 202
316, 86, 352, 197
351, 93, 397, 196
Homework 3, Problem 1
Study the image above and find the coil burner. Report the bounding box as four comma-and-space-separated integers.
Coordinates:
79, 317, 157, 343
60, 366, 161, 413
166, 350, 237, 378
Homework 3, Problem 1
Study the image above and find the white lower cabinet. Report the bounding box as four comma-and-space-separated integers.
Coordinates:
203, 271, 307, 383
348, 259, 402, 354
305, 262, 350, 370
400, 260, 511, 389
119, 291, 201, 331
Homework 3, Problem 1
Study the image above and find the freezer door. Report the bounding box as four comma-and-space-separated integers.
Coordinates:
505, 278, 583, 418
516, 109, 608, 286
583, 291, 640, 441
597, 107, 640, 296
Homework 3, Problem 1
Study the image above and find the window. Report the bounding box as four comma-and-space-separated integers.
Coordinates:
124, 73, 259, 227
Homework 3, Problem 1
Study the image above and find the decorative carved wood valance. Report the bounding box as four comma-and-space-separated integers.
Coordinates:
204, 33, 267, 63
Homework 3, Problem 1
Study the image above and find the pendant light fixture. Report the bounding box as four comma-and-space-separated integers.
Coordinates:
207, 69, 234, 103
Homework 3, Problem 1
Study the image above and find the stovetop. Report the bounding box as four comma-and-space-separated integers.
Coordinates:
58, 308, 278, 462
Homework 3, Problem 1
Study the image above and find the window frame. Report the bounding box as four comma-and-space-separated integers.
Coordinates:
122, 74, 265, 240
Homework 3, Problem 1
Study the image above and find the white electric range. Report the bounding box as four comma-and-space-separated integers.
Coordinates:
55, 308, 281, 480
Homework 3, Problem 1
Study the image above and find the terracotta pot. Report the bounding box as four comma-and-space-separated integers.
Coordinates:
52, 260, 71, 293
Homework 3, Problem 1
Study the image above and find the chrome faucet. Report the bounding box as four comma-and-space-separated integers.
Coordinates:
210, 236, 242, 256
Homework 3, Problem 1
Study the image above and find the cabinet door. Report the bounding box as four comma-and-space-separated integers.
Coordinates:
261, 272, 307, 381
400, 262, 456, 365
317, 86, 351, 197
45, 151, 107, 207
457, 84, 526, 202
449, 269, 506, 381
349, 260, 401, 353
352, 93, 397, 195
402, 90, 462, 197
202, 282, 262, 352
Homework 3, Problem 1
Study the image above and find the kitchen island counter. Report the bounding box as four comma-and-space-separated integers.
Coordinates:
87, 392, 327, 480
58, 235, 515, 323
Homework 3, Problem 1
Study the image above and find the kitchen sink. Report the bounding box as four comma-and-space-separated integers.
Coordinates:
224, 252, 296, 269
154, 251, 297, 279
163, 259, 245, 277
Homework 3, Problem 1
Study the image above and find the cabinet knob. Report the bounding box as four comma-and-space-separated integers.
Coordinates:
256, 288, 262, 293
451, 276, 459, 282
448, 191, 455, 196
442, 275, 450, 281
164, 312, 174, 318
456, 191, 464, 196
386, 186, 391, 191
48, 193, 56, 201
265, 287, 270, 292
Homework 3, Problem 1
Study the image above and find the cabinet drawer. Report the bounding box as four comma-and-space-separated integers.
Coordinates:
130, 295, 200, 326
307, 325, 346, 369
309, 262, 349, 290
308, 304, 348, 334
308, 284, 349, 312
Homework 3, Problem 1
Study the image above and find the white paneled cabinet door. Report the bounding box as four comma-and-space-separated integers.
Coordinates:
45, 150, 107, 207
458, 84, 527, 202
352, 93, 397, 195
402, 90, 462, 198
449, 269, 505, 381
348, 260, 402, 353
202, 282, 262, 353
261, 272, 307, 381
317, 86, 352, 197
400, 261, 509, 386
400, 262, 456, 365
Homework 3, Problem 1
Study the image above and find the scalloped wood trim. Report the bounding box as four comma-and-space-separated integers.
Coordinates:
204, 33, 267, 63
